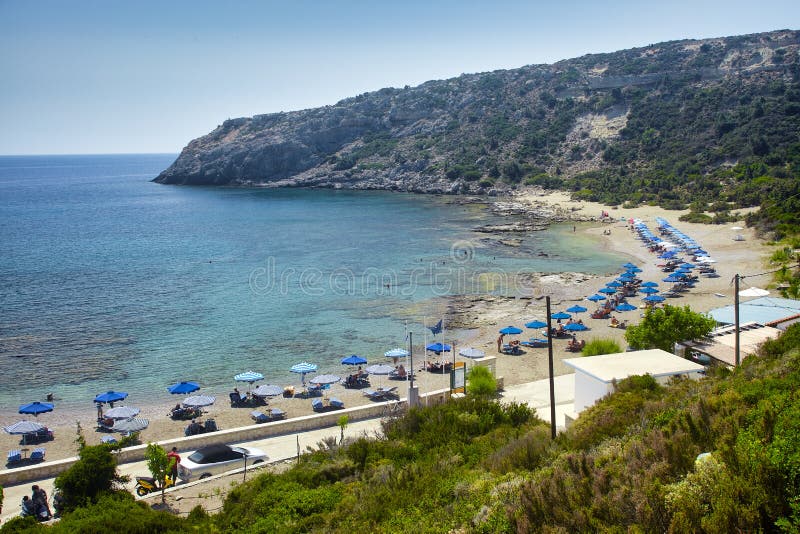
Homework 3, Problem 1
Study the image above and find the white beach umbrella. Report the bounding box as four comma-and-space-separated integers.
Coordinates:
104, 406, 140, 419
182, 395, 216, 408
738, 287, 769, 297
112, 417, 149, 434
459, 347, 486, 359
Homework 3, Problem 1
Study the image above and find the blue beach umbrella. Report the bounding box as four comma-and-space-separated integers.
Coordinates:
681, 263, 696, 269
525, 320, 547, 329
641, 281, 659, 287
628, 267, 643, 273
663, 275, 683, 283
643, 294, 665, 303
341, 354, 368, 366
564, 323, 588, 331
94, 391, 128, 404
618, 273, 636, 280
566, 305, 588, 313
426, 342, 452, 353
167, 381, 200, 395
622, 262, 638, 269
19, 402, 54, 417
499, 326, 523, 335
551, 312, 571, 320
587, 294, 606, 302
640, 287, 659, 294
598, 287, 617, 294
606, 281, 622, 288
616, 302, 638, 311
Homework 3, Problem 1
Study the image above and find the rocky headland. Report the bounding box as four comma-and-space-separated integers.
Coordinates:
154, 30, 799, 202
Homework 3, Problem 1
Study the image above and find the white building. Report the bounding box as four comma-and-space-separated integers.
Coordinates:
563, 349, 706, 414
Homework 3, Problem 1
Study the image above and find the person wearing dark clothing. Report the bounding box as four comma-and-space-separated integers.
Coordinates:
31, 485, 50, 519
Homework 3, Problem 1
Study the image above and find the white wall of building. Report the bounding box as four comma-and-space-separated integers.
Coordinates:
574, 371, 613, 412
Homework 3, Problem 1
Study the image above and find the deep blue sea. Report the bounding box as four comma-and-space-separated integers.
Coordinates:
0, 154, 623, 413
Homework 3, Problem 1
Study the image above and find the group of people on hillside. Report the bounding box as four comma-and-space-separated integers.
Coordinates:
21, 484, 61, 521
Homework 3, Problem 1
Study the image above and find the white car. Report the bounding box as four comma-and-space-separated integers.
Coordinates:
178, 443, 268, 482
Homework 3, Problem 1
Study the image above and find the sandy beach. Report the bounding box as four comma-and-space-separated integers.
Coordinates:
1, 189, 771, 464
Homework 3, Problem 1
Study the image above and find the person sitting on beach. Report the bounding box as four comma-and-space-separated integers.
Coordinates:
395, 364, 407, 378
610, 316, 620, 327
186, 419, 203, 436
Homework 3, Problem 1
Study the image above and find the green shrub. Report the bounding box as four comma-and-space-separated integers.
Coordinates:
467, 365, 497, 396
54, 444, 129, 512
49, 493, 186, 533
582, 337, 622, 356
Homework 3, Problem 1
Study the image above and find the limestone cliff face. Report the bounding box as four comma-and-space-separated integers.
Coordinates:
155, 29, 800, 193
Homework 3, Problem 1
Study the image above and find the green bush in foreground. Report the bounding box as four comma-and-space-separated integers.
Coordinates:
467, 364, 497, 396
581, 337, 622, 356
53, 444, 129, 513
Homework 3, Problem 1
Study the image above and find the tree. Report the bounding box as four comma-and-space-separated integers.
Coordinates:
145, 443, 171, 504
625, 304, 716, 352
467, 365, 497, 396
54, 444, 129, 513
337, 415, 349, 445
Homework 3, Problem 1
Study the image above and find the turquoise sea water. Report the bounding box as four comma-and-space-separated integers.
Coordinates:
0, 154, 623, 413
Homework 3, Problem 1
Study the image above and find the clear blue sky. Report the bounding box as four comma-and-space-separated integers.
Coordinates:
1, 0, 797, 155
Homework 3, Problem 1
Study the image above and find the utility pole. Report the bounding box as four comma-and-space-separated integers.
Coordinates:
734, 273, 741, 366
408, 331, 419, 407
546, 296, 556, 439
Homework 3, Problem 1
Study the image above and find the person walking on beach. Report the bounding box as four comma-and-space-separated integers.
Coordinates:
167, 447, 181, 484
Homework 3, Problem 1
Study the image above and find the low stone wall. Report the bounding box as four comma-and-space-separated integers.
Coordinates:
0, 388, 451, 487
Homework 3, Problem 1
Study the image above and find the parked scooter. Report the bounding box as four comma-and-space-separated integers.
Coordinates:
135, 474, 175, 496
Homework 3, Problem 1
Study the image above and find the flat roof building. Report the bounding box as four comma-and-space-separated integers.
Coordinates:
676, 321, 781, 367
708, 296, 800, 330
563, 349, 705, 413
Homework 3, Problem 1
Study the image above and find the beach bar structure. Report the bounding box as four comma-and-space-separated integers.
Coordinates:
563, 349, 705, 415
707, 296, 800, 331
676, 322, 782, 367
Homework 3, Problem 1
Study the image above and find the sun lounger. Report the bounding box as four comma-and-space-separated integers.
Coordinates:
378, 387, 398, 399
269, 408, 286, 420
30, 447, 45, 461
7, 449, 21, 465
362, 389, 383, 401
250, 410, 270, 423
311, 399, 324, 412
329, 398, 344, 409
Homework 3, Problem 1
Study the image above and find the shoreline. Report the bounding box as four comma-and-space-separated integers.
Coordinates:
1, 188, 772, 464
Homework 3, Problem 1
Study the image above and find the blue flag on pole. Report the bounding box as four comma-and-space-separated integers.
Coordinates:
429, 319, 443, 335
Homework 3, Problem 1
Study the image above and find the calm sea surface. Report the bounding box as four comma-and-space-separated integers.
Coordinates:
0, 154, 623, 413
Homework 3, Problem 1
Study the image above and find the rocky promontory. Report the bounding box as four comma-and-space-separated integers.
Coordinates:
155, 30, 799, 200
